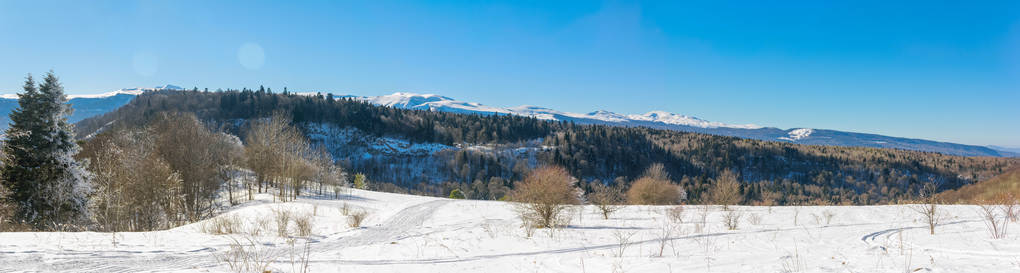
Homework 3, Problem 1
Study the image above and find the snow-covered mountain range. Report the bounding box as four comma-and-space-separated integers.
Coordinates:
351, 92, 763, 129
0, 87, 1012, 157
0, 85, 183, 128
350, 92, 1014, 157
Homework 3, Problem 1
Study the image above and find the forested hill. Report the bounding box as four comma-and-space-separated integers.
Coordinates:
75, 90, 1018, 205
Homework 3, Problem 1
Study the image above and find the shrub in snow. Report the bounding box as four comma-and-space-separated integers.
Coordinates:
512, 166, 579, 228
349, 210, 368, 228
722, 208, 743, 230
978, 194, 1014, 239
911, 182, 943, 235
203, 214, 242, 235
273, 208, 292, 237
353, 173, 369, 190
705, 169, 743, 206
626, 164, 683, 205
294, 214, 314, 237
588, 182, 623, 219
448, 189, 466, 199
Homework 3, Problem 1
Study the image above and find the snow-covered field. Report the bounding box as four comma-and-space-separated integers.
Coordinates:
1, 189, 1019, 273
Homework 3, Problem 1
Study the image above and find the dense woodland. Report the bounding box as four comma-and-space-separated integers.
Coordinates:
75, 89, 1018, 205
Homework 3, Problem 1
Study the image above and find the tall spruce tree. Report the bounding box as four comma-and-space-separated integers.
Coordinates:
1, 72, 91, 230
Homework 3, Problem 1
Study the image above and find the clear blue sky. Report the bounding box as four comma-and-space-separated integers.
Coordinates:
0, 0, 1017, 147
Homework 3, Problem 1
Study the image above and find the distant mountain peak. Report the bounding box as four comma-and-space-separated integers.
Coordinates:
154, 84, 183, 90
356, 92, 762, 129
347, 91, 1005, 157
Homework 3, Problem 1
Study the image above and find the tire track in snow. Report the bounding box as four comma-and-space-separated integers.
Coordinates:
0, 199, 450, 272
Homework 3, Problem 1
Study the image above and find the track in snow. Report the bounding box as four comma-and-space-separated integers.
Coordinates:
0, 199, 450, 273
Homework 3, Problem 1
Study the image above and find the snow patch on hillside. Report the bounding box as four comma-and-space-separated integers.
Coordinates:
304, 123, 453, 156
779, 128, 815, 141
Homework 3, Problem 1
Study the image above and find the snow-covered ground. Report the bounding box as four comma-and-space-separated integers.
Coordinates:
1, 189, 1018, 272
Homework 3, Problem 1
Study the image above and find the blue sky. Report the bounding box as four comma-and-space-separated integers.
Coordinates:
0, 0, 1017, 147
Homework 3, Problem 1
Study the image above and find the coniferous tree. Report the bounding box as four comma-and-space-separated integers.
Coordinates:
1, 72, 92, 230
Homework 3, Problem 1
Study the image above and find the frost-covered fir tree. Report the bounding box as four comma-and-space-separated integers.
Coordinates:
1, 72, 92, 230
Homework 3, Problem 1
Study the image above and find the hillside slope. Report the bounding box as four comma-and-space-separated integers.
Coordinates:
74, 90, 1018, 205
941, 167, 1020, 203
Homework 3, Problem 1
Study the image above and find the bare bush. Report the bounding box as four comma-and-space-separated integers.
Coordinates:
722, 208, 744, 230
293, 214, 314, 237
273, 208, 292, 237
612, 230, 636, 257
911, 183, 942, 235
695, 205, 711, 233
287, 238, 312, 273
978, 195, 1012, 239
340, 202, 350, 216
588, 182, 623, 219
706, 169, 743, 206
655, 220, 680, 257
1002, 193, 1018, 223
667, 206, 685, 224
349, 210, 368, 228
248, 217, 271, 237
203, 214, 242, 235
780, 244, 805, 273
626, 164, 683, 205
747, 213, 762, 225
512, 166, 580, 228
215, 236, 279, 273
822, 210, 836, 225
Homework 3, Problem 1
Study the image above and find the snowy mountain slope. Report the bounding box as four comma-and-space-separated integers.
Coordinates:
352, 92, 1006, 157
354, 92, 762, 129
0, 85, 181, 131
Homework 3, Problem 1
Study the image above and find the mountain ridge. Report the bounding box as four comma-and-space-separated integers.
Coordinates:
349, 92, 1007, 157
0, 87, 1006, 157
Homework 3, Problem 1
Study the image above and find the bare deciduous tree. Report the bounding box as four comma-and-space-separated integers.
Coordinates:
588, 182, 623, 219
245, 111, 313, 202
911, 182, 942, 235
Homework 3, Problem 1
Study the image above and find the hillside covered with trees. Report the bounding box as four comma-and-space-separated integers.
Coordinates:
75, 89, 1018, 205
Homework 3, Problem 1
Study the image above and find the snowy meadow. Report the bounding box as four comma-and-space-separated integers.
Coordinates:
1, 188, 1018, 273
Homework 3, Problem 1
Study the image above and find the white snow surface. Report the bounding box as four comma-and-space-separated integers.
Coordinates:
354, 92, 763, 129
2, 189, 1019, 272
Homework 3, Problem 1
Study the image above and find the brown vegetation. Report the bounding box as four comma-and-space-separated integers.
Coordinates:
705, 169, 743, 205
512, 166, 579, 228
940, 167, 1020, 203
588, 182, 623, 219
625, 163, 683, 205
